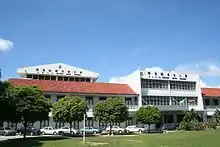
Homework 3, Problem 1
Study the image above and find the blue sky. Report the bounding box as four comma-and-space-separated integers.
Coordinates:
0, 0, 220, 87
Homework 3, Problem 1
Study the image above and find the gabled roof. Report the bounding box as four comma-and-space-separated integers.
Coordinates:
17, 63, 99, 79
9, 78, 137, 95
201, 88, 220, 97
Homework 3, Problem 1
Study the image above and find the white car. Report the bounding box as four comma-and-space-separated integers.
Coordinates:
126, 125, 146, 133
106, 126, 125, 133
40, 126, 58, 135
57, 127, 79, 135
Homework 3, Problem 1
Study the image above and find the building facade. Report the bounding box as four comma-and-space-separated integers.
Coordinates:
4, 63, 220, 130
8, 63, 138, 129
110, 69, 204, 127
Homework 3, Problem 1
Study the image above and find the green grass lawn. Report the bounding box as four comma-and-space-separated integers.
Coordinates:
0, 130, 219, 147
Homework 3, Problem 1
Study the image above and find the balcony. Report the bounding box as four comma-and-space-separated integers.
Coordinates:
204, 105, 220, 110
143, 105, 188, 111
126, 105, 139, 111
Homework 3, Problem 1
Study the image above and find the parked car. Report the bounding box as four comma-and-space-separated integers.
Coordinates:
57, 127, 79, 135
80, 127, 101, 134
126, 125, 146, 133
17, 126, 41, 136
40, 126, 58, 135
0, 127, 17, 136
106, 126, 125, 134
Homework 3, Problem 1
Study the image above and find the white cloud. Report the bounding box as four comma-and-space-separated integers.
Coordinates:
0, 38, 14, 52
175, 61, 220, 77
109, 62, 220, 88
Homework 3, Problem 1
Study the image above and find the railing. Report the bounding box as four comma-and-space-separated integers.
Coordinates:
126, 105, 138, 110
204, 106, 220, 109
87, 105, 93, 112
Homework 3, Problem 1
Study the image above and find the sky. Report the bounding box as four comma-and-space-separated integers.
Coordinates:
0, 0, 220, 87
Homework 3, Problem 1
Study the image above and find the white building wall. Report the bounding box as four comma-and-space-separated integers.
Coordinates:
109, 69, 142, 108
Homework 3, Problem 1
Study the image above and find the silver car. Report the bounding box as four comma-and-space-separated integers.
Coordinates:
0, 127, 17, 136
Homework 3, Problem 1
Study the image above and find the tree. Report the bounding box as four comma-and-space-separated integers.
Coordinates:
213, 109, 220, 125
93, 97, 129, 135
11, 85, 52, 139
179, 109, 200, 131
52, 96, 88, 134
0, 81, 18, 127
136, 106, 161, 132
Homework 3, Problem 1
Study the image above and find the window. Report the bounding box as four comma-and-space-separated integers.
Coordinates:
125, 98, 132, 106
170, 81, 196, 91
75, 77, 79, 82
164, 114, 174, 123
86, 97, 93, 107
141, 79, 168, 89
69, 77, 74, 81
49, 69, 51, 72
80, 78, 85, 82
33, 75, 38, 79
57, 95, 65, 102
155, 72, 157, 76
99, 97, 106, 101
64, 77, 68, 81
39, 75, 44, 80
204, 99, 210, 106
62, 70, 64, 73
73, 121, 79, 129
58, 76, 63, 81
125, 117, 134, 127
99, 122, 107, 129
26, 74, 32, 78
170, 97, 198, 106
44, 95, 51, 99
42, 69, 45, 72
80, 71, 82, 74
36, 68, 39, 71
85, 78, 90, 82
161, 73, 163, 76
167, 73, 170, 76
51, 76, 56, 80
55, 69, 58, 72
213, 99, 219, 106
142, 96, 169, 105
173, 74, 176, 77
86, 117, 93, 127
68, 70, 70, 73
185, 74, 187, 78
148, 72, 151, 75
45, 76, 50, 80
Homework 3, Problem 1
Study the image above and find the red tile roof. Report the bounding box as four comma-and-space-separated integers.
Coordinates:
9, 78, 137, 95
201, 88, 220, 97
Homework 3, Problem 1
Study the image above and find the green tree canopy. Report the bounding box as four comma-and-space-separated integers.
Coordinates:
0, 81, 18, 126
179, 109, 200, 131
136, 106, 161, 132
93, 97, 129, 134
52, 96, 88, 133
11, 85, 52, 138
213, 109, 220, 125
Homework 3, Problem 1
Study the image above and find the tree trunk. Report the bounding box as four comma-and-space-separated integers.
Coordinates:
69, 122, 72, 136
109, 123, 112, 135
148, 124, 150, 133
23, 121, 27, 139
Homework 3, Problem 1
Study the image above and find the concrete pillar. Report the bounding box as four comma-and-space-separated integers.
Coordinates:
173, 112, 177, 125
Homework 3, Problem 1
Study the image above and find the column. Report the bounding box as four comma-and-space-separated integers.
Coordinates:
173, 112, 177, 125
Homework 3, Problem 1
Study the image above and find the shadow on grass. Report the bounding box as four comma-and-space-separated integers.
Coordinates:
0, 136, 68, 147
